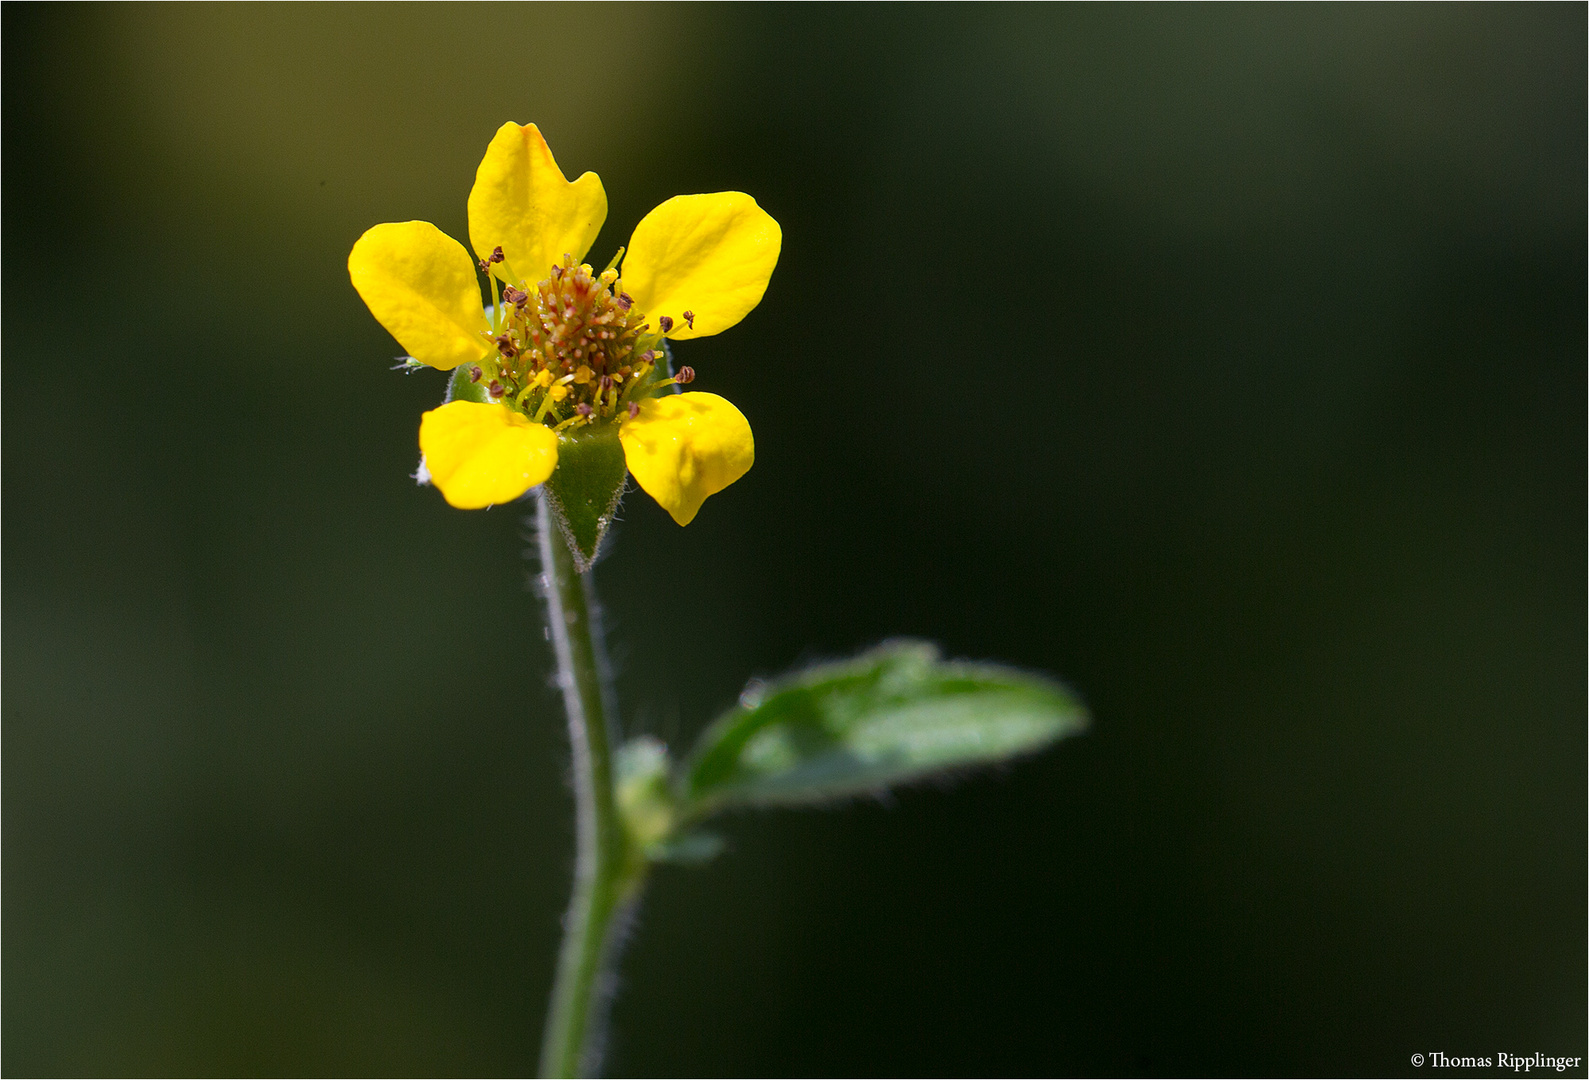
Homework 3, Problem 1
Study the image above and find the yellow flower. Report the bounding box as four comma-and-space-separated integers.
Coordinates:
348, 122, 780, 528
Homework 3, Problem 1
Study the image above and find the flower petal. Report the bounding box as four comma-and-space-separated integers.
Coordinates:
467, 122, 607, 286
419, 401, 558, 509
349, 221, 491, 371
621, 193, 780, 340
619, 392, 754, 525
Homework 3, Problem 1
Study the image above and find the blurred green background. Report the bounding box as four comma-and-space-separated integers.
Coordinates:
5, 4, 1583, 1076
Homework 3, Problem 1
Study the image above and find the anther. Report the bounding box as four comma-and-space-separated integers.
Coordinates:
495, 334, 518, 358
627, 402, 640, 419
575, 403, 593, 418
683, 310, 695, 329
599, 374, 615, 392
478, 246, 505, 273
468, 365, 483, 383
658, 316, 673, 334
675, 366, 696, 384
488, 380, 504, 398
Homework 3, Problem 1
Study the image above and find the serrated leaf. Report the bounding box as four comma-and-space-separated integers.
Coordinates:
680, 640, 1087, 811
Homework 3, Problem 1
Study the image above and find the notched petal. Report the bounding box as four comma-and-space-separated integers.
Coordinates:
619, 392, 754, 525
620, 193, 781, 340
348, 221, 491, 371
467, 122, 607, 287
418, 401, 559, 509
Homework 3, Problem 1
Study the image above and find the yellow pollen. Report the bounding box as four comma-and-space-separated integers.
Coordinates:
486, 253, 676, 428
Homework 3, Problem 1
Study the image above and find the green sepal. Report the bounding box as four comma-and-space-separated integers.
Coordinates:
543, 422, 628, 572
445, 361, 491, 403
680, 640, 1088, 813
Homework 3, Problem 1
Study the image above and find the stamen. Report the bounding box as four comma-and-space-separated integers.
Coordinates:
490, 247, 683, 432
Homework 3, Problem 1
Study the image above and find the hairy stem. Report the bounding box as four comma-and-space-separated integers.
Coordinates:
536, 492, 643, 1078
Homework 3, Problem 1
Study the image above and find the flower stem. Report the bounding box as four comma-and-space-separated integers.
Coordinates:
535, 492, 644, 1078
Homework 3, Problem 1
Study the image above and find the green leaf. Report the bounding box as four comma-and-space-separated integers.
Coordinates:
615, 735, 677, 851
615, 736, 726, 865
680, 640, 1087, 812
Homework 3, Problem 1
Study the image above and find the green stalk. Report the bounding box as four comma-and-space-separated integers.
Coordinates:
535, 492, 645, 1078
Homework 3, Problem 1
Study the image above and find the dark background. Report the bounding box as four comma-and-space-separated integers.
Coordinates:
5, 4, 1584, 1076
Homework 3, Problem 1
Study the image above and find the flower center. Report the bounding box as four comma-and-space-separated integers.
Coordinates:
474, 253, 679, 430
